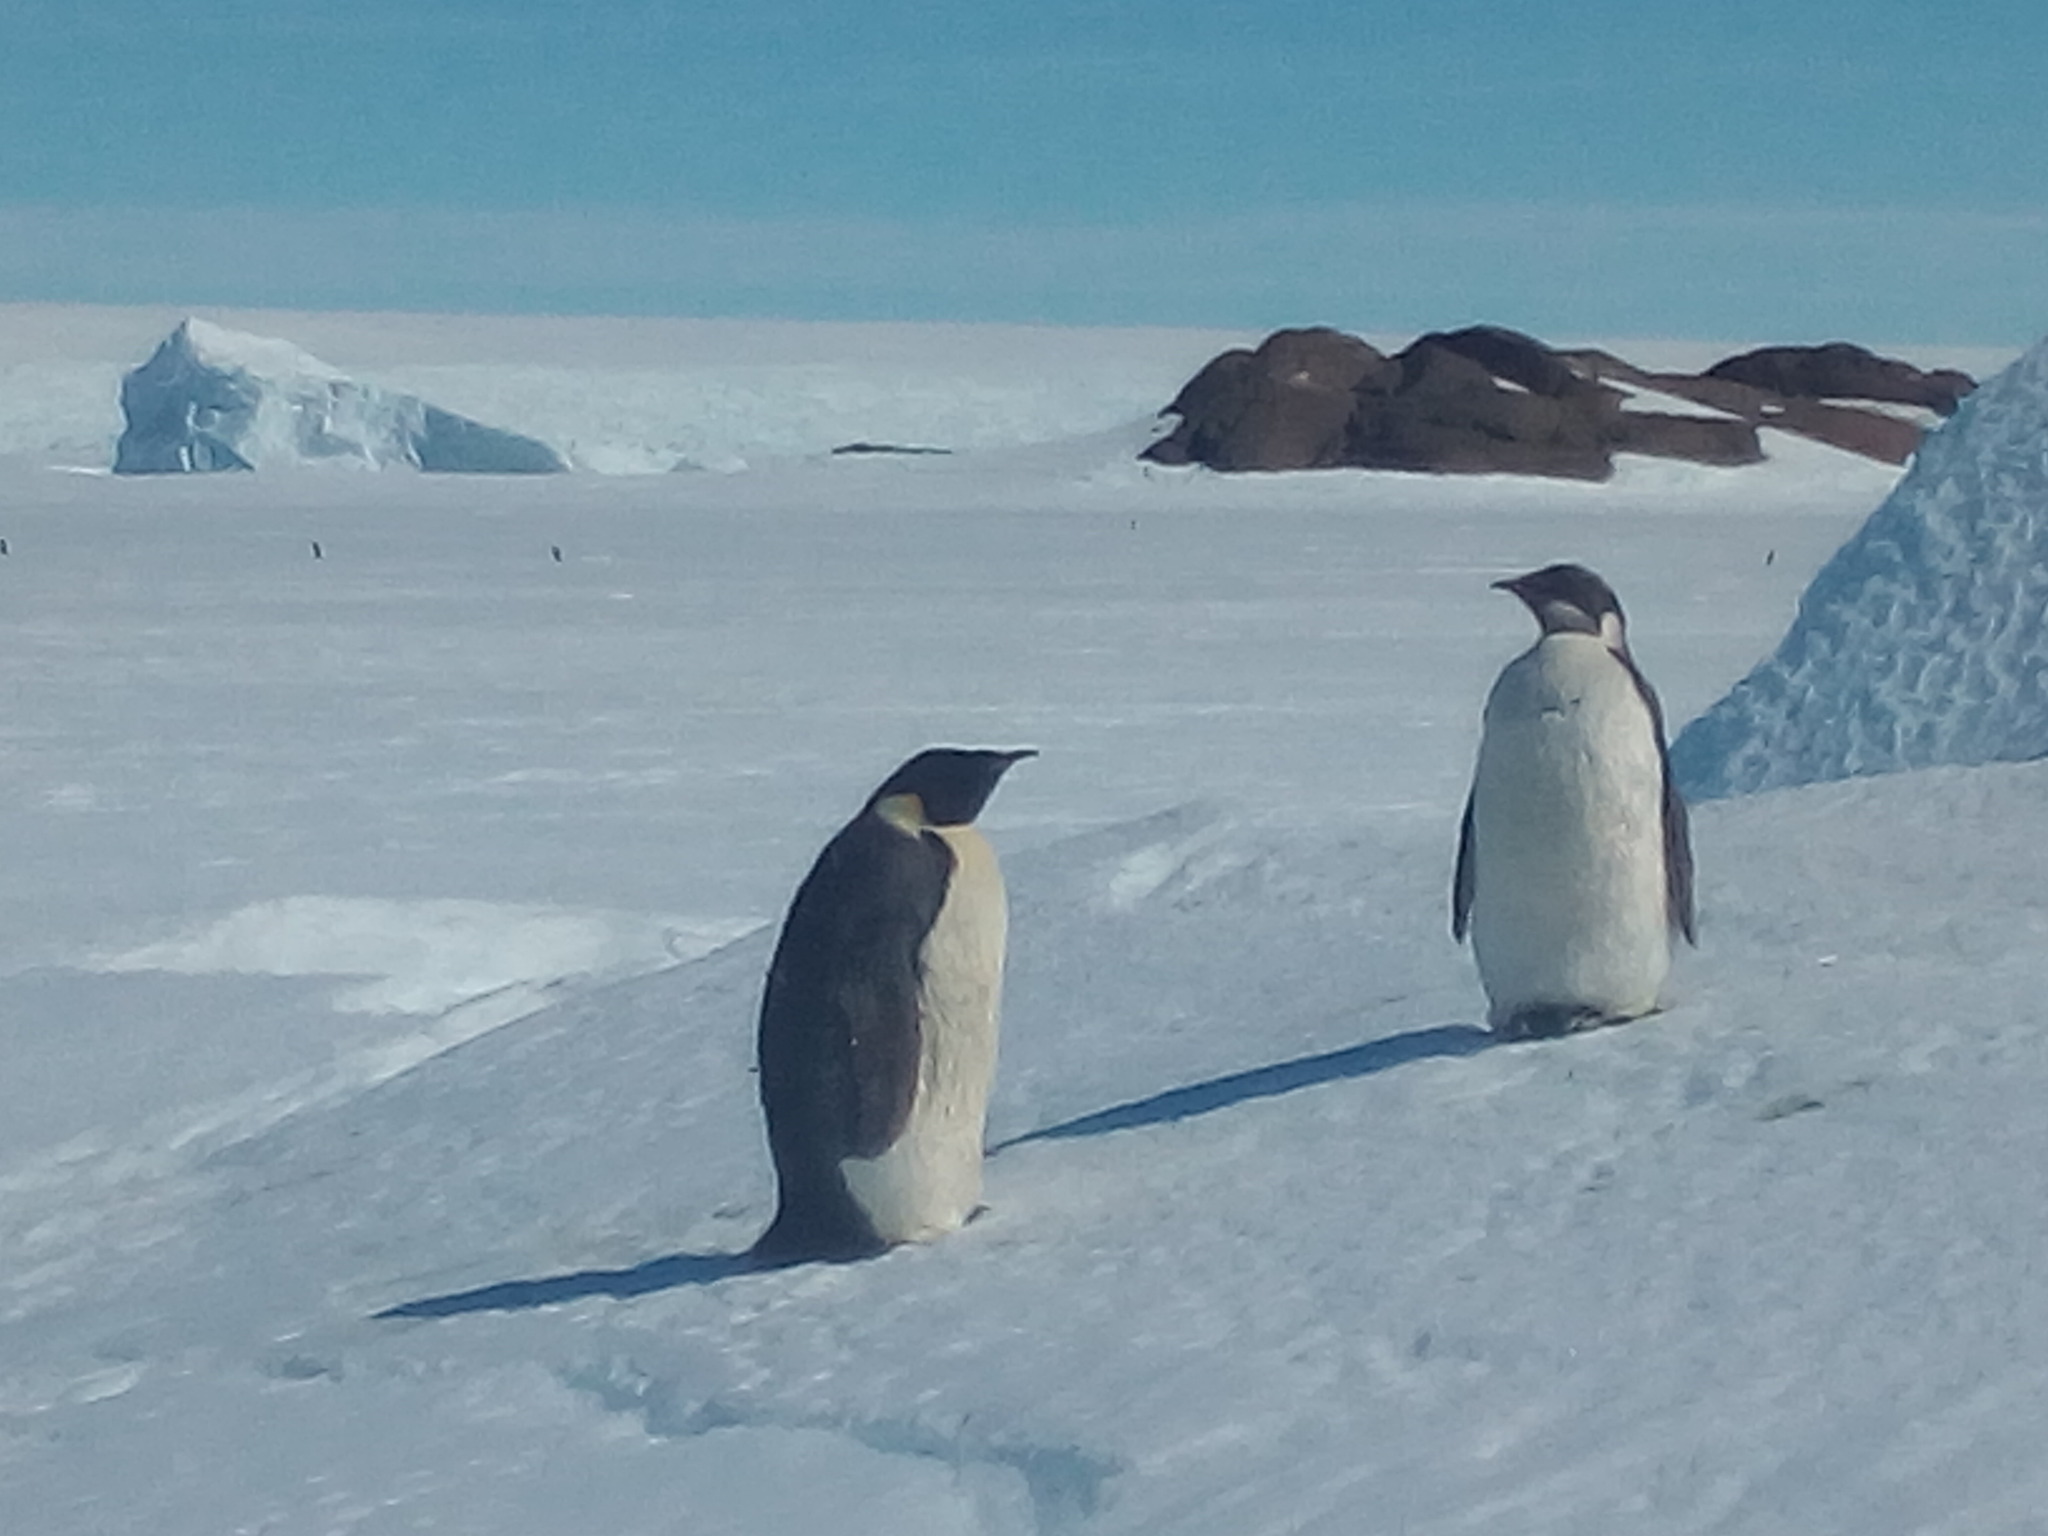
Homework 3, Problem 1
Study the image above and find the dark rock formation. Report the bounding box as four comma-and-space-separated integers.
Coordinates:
1608, 411, 1767, 467
1705, 342, 1976, 416
1144, 328, 1397, 471
1147, 323, 1762, 479
1144, 324, 1974, 479
1570, 352, 1927, 466
1422, 325, 1606, 402
1348, 333, 1620, 480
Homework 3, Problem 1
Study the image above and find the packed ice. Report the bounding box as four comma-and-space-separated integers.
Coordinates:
113, 317, 567, 474
1674, 334, 2048, 797
2, 303, 2045, 1534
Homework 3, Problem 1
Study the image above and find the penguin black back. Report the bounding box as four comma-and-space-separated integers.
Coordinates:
754, 813, 953, 1260
753, 746, 1033, 1263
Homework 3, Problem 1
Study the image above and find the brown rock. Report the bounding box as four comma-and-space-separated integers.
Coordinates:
1704, 342, 1976, 416
1608, 412, 1765, 466
1569, 352, 1917, 465
1347, 339, 1617, 480
1145, 326, 1939, 477
1763, 399, 1924, 465
1144, 328, 1397, 471
1418, 325, 1607, 402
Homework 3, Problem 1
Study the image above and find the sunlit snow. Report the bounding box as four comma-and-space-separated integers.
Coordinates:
0, 303, 2040, 1535
1677, 334, 2048, 796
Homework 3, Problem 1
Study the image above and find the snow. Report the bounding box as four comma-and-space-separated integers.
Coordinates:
1819, 397, 1948, 429
1674, 334, 2048, 798
93, 895, 744, 1015
1613, 380, 1747, 420
176, 314, 351, 384
0, 302, 2043, 1533
3, 303, 1250, 475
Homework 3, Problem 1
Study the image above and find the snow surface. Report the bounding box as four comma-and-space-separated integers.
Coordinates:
1613, 380, 1748, 421
0, 304, 2043, 1534
12, 303, 2015, 479
3, 304, 1258, 476
1675, 334, 2048, 798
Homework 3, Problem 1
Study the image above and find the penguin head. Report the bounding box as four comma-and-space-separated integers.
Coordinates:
867, 747, 1036, 828
1494, 563, 1629, 653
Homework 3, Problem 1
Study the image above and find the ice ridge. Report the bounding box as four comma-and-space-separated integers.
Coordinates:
1672, 333, 2048, 798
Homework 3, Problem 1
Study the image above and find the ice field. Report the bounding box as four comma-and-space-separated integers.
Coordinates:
0, 304, 2040, 1533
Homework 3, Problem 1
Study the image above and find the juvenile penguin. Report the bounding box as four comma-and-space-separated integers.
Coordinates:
753, 746, 1035, 1263
1453, 563, 1695, 1038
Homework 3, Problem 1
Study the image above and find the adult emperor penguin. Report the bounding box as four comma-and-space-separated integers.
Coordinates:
1453, 563, 1695, 1039
752, 746, 1035, 1263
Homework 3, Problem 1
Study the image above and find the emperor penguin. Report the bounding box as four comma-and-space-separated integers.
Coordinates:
1453, 563, 1695, 1039
753, 746, 1035, 1263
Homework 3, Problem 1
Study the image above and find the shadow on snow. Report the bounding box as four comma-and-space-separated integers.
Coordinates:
994, 1023, 1492, 1150
376, 1250, 759, 1320
377, 1023, 1491, 1319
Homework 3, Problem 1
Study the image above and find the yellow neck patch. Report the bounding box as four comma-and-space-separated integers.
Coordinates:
874, 792, 929, 835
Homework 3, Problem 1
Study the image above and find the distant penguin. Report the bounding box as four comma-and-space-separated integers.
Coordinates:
1453, 563, 1695, 1038
753, 746, 1035, 1262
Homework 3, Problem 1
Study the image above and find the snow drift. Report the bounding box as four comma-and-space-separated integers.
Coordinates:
11, 301, 2048, 1533
1672, 333, 2048, 799
112, 318, 567, 474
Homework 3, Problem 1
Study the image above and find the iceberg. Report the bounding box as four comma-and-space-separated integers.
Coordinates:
1672, 334, 2048, 798
112, 318, 566, 475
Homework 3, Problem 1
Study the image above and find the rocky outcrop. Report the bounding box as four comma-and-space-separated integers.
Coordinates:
1348, 331, 1621, 480
1704, 342, 1976, 416
1144, 325, 1642, 478
1149, 328, 1396, 471
114, 319, 567, 475
1567, 351, 1930, 467
1145, 326, 1975, 478
1608, 410, 1767, 467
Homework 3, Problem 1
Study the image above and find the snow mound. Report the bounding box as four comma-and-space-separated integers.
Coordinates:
94, 896, 749, 1015
112, 318, 567, 474
1672, 334, 2048, 798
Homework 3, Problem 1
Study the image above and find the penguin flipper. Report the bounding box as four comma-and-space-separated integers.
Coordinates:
1613, 651, 1695, 946
1619, 651, 1697, 946
1662, 766, 1697, 945
757, 816, 953, 1238
1451, 792, 1477, 942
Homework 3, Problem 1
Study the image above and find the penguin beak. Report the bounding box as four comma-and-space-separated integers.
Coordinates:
1491, 574, 1528, 597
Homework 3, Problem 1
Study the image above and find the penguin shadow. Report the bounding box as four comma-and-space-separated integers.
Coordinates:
375, 1249, 766, 1321
993, 1022, 1494, 1150
377, 1023, 1495, 1319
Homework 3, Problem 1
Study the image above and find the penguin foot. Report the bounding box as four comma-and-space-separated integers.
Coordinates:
1495, 1003, 1611, 1041
749, 1207, 890, 1267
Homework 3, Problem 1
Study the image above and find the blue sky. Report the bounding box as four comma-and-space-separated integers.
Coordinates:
2, 0, 2045, 341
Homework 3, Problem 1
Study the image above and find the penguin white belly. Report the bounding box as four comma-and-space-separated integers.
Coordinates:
839, 824, 1006, 1244
1469, 634, 1669, 1029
